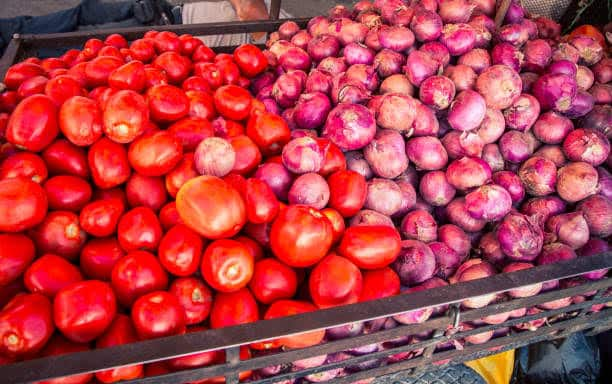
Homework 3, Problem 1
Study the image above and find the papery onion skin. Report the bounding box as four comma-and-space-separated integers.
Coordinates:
503, 94, 540, 132
445, 157, 491, 191
497, 212, 543, 262
391, 240, 437, 286
379, 74, 414, 95
578, 238, 610, 280
533, 145, 567, 167
492, 171, 525, 204
442, 130, 484, 159
323, 103, 376, 151
447, 90, 487, 131
281, 137, 324, 174
194, 137, 236, 177
482, 143, 505, 172
478, 232, 506, 269
546, 212, 590, 250
373, 49, 405, 78
445, 197, 487, 232
532, 111, 573, 144
288, 172, 329, 210
577, 195, 612, 237
499, 130, 537, 164
364, 129, 408, 179
476, 108, 505, 144
438, 224, 470, 260
443, 64, 477, 91
520, 196, 567, 224
556, 161, 599, 203
475, 65, 522, 110
458, 49, 491, 74
375, 93, 417, 134
455, 259, 497, 308
518, 156, 557, 196
406, 136, 448, 171
532, 73, 577, 113
411, 102, 440, 137
400, 209, 438, 243
562, 129, 610, 167
491, 43, 524, 72
465, 184, 513, 222
440, 23, 477, 56
523, 39, 552, 73
364, 178, 403, 216
404, 50, 439, 87
429, 242, 460, 279
349, 209, 395, 228
419, 171, 456, 207
590, 83, 612, 105
254, 162, 293, 201
419, 75, 456, 110
576, 65, 594, 91
293, 92, 332, 130
394, 179, 417, 218
410, 9, 443, 42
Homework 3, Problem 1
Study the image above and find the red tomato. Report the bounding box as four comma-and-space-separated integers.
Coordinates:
164, 152, 198, 198
43, 175, 92, 211
16, 75, 48, 100
95, 315, 143, 383
146, 84, 190, 122
0, 293, 53, 358
159, 201, 183, 230
59, 96, 103, 146
143, 66, 167, 88
213, 116, 245, 138
144, 362, 170, 377
92, 187, 127, 209
4, 62, 45, 90
0, 90, 18, 113
0, 178, 48, 232
201, 239, 254, 293
105, 34, 128, 49
210, 288, 259, 329
176, 176, 247, 239
168, 116, 214, 151
186, 90, 217, 120
40, 58, 66, 73
97, 46, 123, 60
309, 253, 363, 309
317, 138, 346, 176
85, 56, 124, 87
194, 62, 223, 90
159, 224, 204, 276
127, 131, 182, 177
0, 233, 36, 286
215, 53, 233, 63
0, 280, 25, 310
359, 267, 401, 302
65, 62, 88, 87
42, 139, 89, 178
327, 170, 368, 217
117, 207, 162, 251
37, 334, 92, 384
131, 291, 186, 339
246, 112, 291, 156
80, 237, 125, 280
270, 205, 333, 267
0, 152, 48, 183
234, 235, 264, 262
166, 326, 224, 370
229, 135, 262, 175
44, 75, 84, 106
179, 35, 203, 57
321, 208, 345, 244
129, 39, 156, 63
89, 86, 114, 109
223, 173, 247, 195
169, 277, 213, 325
102, 90, 148, 143
82, 38, 104, 59
88, 137, 131, 188
264, 300, 325, 348
61, 50, 80, 67
249, 258, 297, 304
6, 94, 58, 151
79, 198, 124, 237
153, 31, 181, 53
108, 60, 146, 91
217, 60, 241, 85
337, 225, 402, 269
153, 52, 192, 84
125, 173, 167, 211
48, 68, 69, 78
244, 178, 279, 224
233, 44, 268, 78
213, 85, 252, 121
24, 254, 83, 297
192, 44, 215, 63
31, 211, 87, 260
182, 76, 211, 92
111, 250, 168, 307
54, 280, 116, 343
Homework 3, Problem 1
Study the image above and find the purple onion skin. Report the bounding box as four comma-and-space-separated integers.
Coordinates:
396, 167, 419, 188
411, 102, 440, 136
292, 354, 327, 371
374, 49, 405, 78
520, 196, 567, 224
504, 1, 524, 24
535, 16, 561, 39
393, 179, 417, 218
430, 241, 461, 279
570, 35, 604, 66
254, 163, 293, 201
281, 137, 324, 174
457, 49, 491, 74
364, 129, 408, 179
282, 108, 297, 130
419, 75, 456, 110
465, 184, 513, 222
518, 156, 557, 197
250, 72, 276, 95
590, 83, 612, 105
548, 60, 578, 78
592, 58, 612, 84
291, 31, 312, 51
597, 167, 612, 200
440, 23, 477, 56
492, 171, 525, 204
438, 224, 470, 260
293, 92, 332, 130
194, 137, 236, 177
380, 74, 414, 95
406, 136, 448, 171
523, 39, 552, 73
378, 25, 416, 52
576, 66, 594, 91
578, 238, 610, 280
581, 105, 611, 139
404, 50, 439, 87
400, 209, 438, 243
345, 150, 373, 180
326, 322, 364, 340
552, 43, 580, 63
442, 130, 484, 159
496, 23, 529, 47
419, 171, 456, 207
421, 41, 451, 68
443, 64, 477, 91
392, 240, 437, 286
419, 277, 450, 315
318, 57, 347, 76
438, 0, 475, 23
546, 212, 590, 250
533, 111, 573, 144
365, 27, 382, 51
491, 43, 524, 72
308, 16, 330, 37
564, 90, 594, 119
323, 103, 376, 151
290, 129, 318, 140
447, 90, 486, 131
446, 197, 487, 232
307, 34, 341, 62
533, 73, 578, 113
563, 129, 610, 167
279, 47, 312, 72
469, 18, 494, 49
534, 145, 567, 168
482, 143, 505, 172
273, 72, 303, 108
497, 212, 544, 262
344, 64, 379, 91
504, 94, 541, 132
365, 178, 403, 216
478, 232, 507, 269
577, 195, 612, 237
446, 156, 492, 191
344, 43, 376, 66
476, 108, 505, 144
476, 65, 522, 110
376, 93, 417, 134
537, 242, 577, 267
520, 72, 539, 93
349, 209, 395, 227
499, 130, 536, 164
288, 172, 330, 209
410, 9, 443, 42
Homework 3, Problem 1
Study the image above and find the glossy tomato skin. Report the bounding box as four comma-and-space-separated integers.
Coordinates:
169, 277, 213, 325
234, 235, 264, 262
182, 76, 211, 93
168, 116, 214, 151
16, 75, 48, 100
264, 300, 325, 348
359, 267, 401, 302
321, 208, 345, 244
54, 280, 117, 343
43, 175, 92, 211
105, 33, 128, 49
125, 173, 167, 211
176, 176, 247, 239
192, 44, 215, 63
103, 90, 148, 143
317, 139, 346, 177
164, 152, 198, 198
153, 52, 192, 84
233, 44, 268, 78
229, 135, 262, 175
117, 207, 162, 251
337, 225, 402, 269
127, 131, 183, 176
31, 210, 87, 260
0, 178, 48, 232
0, 293, 53, 358
95, 314, 143, 383
92, 187, 127, 208
144, 66, 168, 88
186, 90, 217, 120
37, 334, 93, 384
166, 326, 224, 370
327, 170, 367, 217
153, 31, 181, 53
249, 258, 297, 304
4, 62, 45, 90
146, 84, 190, 122
108, 61, 146, 92
201, 239, 254, 292
129, 39, 156, 63
24, 254, 83, 297
131, 291, 186, 339
0, 90, 18, 113
159, 202, 183, 230
111, 250, 168, 307
159, 224, 204, 277
213, 85, 252, 121
66, 63, 88, 87
218, 60, 241, 85
309, 253, 363, 309
244, 178, 279, 224
42, 139, 89, 178
82, 38, 104, 59
246, 112, 291, 156
6, 94, 58, 152
79, 198, 124, 237
80, 237, 125, 280
194, 62, 223, 90
0, 152, 48, 183
179, 35, 203, 57
88, 138, 131, 189
0, 233, 36, 286
210, 288, 259, 329
59, 96, 103, 146
44, 75, 84, 107
270, 205, 333, 268
85, 56, 124, 87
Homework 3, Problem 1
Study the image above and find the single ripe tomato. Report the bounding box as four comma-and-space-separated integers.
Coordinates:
146, 84, 190, 122
95, 314, 143, 383
179, 35, 203, 57
0, 90, 18, 113
59, 96, 103, 146
317, 138, 346, 176
166, 326, 224, 369
80, 237, 125, 281
153, 52, 192, 84
248, 258, 297, 304
82, 38, 104, 59
0, 293, 53, 358
153, 31, 181, 53
127, 131, 183, 176
264, 300, 325, 349
337, 225, 402, 269
321, 208, 345, 244
270, 205, 333, 268
168, 116, 214, 151
359, 267, 401, 302
44, 75, 84, 106
6, 94, 58, 152
111, 250, 168, 307
129, 39, 155, 63
309, 253, 363, 309
233, 44, 268, 78
201, 239, 254, 293
327, 170, 367, 217
213, 85, 252, 121
40, 57, 66, 72
159, 202, 183, 230
105, 33, 128, 49
243, 178, 279, 224
43, 175, 92, 211
88, 137, 131, 189
186, 89, 217, 120
192, 44, 215, 63
37, 334, 93, 384
0, 152, 48, 183
125, 173, 167, 211
0, 233, 36, 286
169, 277, 213, 325
246, 112, 291, 156
176, 176, 246, 239
159, 224, 204, 276
217, 60, 241, 85
103, 90, 149, 143
144, 66, 168, 88
42, 139, 89, 178
131, 291, 186, 339
194, 62, 223, 90
92, 187, 127, 208
61, 49, 80, 66
31, 210, 87, 260
229, 135, 262, 175
79, 198, 124, 237
0, 280, 25, 310
0, 177, 48, 232
85, 55, 124, 87
16, 75, 48, 100
164, 152, 198, 198
24, 254, 83, 297
182, 76, 211, 92
108, 60, 147, 92
4, 62, 45, 90
117, 207, 163, 251
209, 288, 259, 329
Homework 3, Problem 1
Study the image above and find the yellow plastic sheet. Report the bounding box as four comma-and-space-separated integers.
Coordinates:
464, 349, 515, 384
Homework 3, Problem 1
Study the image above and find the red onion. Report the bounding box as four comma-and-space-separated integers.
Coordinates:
388, 5, 416, 27
291, 31, 312, 51
497, 212, 543, 262
273, 72, 303, 108
411, 102, 440, 136
472, 0, 495, 16
281, 137, 324, 174
406, 136, 448, 170
475, 108, 505, 144
346, 151, 373, 180
331, 78, 370, 105
308, 16, 331, 38
446, 157, 491, 191
355, 10, 382, 29
520, 72, 539, 93
419, 75, 456, 110
597, 166, 612, 200
563, 129, 610, 166
514, 307, 546, 331
475, 65, 522, 110
279, 47, 311, 72
503, 1, 524, 24
569, 36, 604, 66
279, 21, 300, 40
520, 196, 567, 223
288, 172, 329, 209
429, 242, 460, 279
565, 90, 595, 119
438, 224, 470, 260
443, 64, 477, 91
420, 277, 450, 315
492, 171, 524, 204
503, 262, 542, 298
250, 72, 276, 95
329, 19, 369, 46
503, 94, 540, 132
404, 50, 439, 87
457, 49, 490, 74
533, 145, 566, 167
194, 137, 235, 177
364, 129, 408, 179
523, 39, 552, 73
478, 232, 506, 268
254, 163, 293, 201
323, 103, 376, 151
491, 43, 524, 72
499, 131, 536, 163
592, 58, 612, 84
532, 111, 573, 144
440, 24, 477, 56
576, 66, 594, 91
394, 179, 417, 218
438, 0, 475, 23
375, 93, 417, 134
401, 209, 438, 243
293, 92, 332, 130
291, 129, 317, 139
461, 323, 494, 344
282, 108, 297, 130
537, 242, 577, 267
465, 184, 512, 222
365, 178, 403, 216
552, 43, 580, 63
344, 43, 375, 66
469, 17, 493, 49
307, 35, 340, 62
533, 73, 577, 112
419, 171, 456, 206
482, 144, 504, 172
590, 83, 612, 105
546, 212, 590, 250
379, 74, 414, 95
391, 240, 437, 286
393, 286, 434, 324
345, 64, 379, 91
497, 23, 529, 47
445, 197, 487, 232
329, 4, 351, 20
578, 238, 610, 280
455, 259, 496, 308
373, 49, 404, 78
518, 156, 557, 197
260, 98, 280, 115
447, 90, 486, 131
318, 57, 347, 75
364, 27, 382, 51
378, 26, 415, 52
420, 41, 451, 68
349, 209, 394, 227
410, 9, 443, 42
581, 105, 611, 138
577, 195, 612, 237
442, 131, 484, 159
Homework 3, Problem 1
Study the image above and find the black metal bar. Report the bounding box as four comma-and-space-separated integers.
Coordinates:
270, 0, 282, 20
0, 35, 22, 84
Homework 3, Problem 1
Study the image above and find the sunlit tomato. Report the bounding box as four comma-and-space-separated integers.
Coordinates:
88, 137, 131, 188
40, 57, 66, 72
215, 53, 233, 63
201, 239, 254, 293
246, 112, 291, 156
176, 176, 247, 239
0, 152, 48, 183
80, 237, 125, 280
182, 76, 211, 92
0, 90, 18, 112
108, 60, 146, 92
321, 208, 345, 244
194, 62, 223, 89
243, 178, 279, 224
79, 198, 124, 237
158, 224, 204, 277
213, 85, 252, 121
43, 175, 92, 211
89, 86, 114, 109
131, 291, 186, 339
97, 46, 123, 60
37, 334, 93, 384
166, 326, 224, 370
169, 277, 213, 325
164, 152, 198, 198
48, 68, 69, 78
0, 293, 53, 358
233, 236, 263, 262
82, 38, 104, 59
105, 33, 128, 49
270, 205, 333, 267
153, 51, 192, 84
233, 44, 268, 78
152, 31, 180, 53
248, 258, 297, 304
84, 55, 123, 87
264, 300, 325, 348
185, 90, 217, 120
146, 84, 190, 122
159, 201, 183, 230
223, 173, 247, 195
6, 94, 58, 151
192, 44, 215, 63
327, 170, 368, 217
117, 207, 162, 251
24, 254, 83, 297
95, 315, 143, 383
213, 116, 245, 138
16, 75, 48, 100
61, 49, 80, 66
168, 117, 214, 151
41, 139, 88, 178
125, 173, 167, 211
309, 253, 363, 309
229, 135, 262, 175
359, 267, 401, 302
0, 178, 48, 232
102, 90, 148, 143
0, 233, 35, 286
44, 75, 84, 106
143, 66, 168, 87
65, 62, 88, 87
4, 62, 45, 89
127, 131, 183, 176
179, 34, 203, 56
337, 225, 402, 269
59, 96, 103, 146
129, 39, 156, 62
210, 288, 259, 329
31, 210, 87, 260
217, 60, 241, 85
111, 250, 168, 307
317, 138, 346, 176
